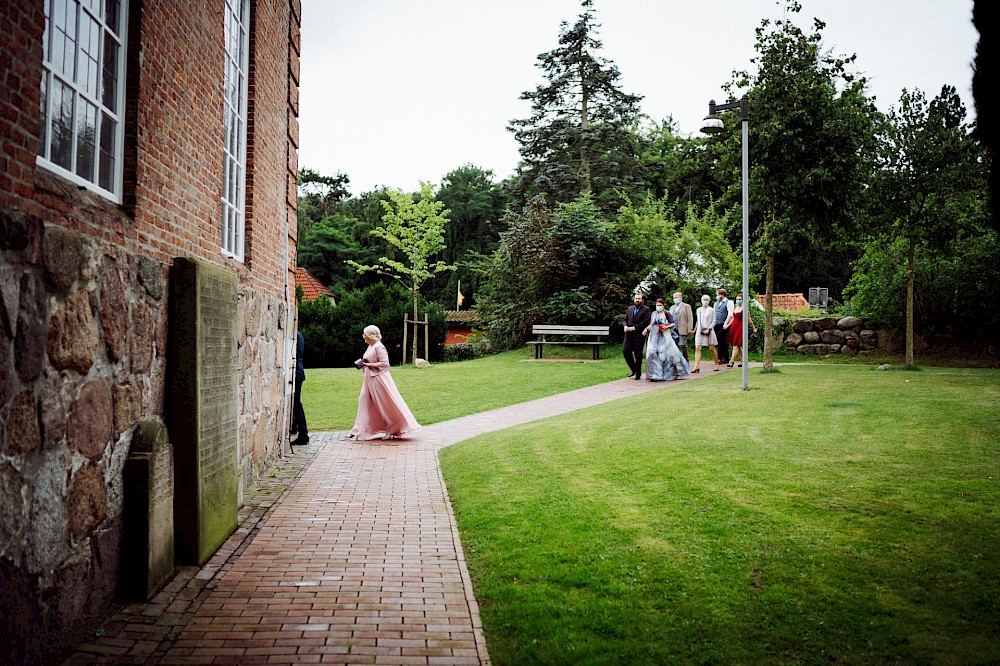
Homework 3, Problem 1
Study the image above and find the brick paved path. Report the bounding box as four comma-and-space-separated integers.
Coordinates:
68, 369, 732, 665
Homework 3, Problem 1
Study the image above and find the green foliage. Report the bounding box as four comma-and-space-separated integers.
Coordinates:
613, 195, 741, 300
634, 117, 722, 211
297, 282, 446, 367
347, 184, 456, 361
852, 85, 991, 356
732, 1, 876, 258
347, 185, 456, 304
296, 213, 361, 297
424, 165, 511, 307
508, 0, 644, 212
844, 226, 999, 338
474, 195, 632, 349
441, 340, 493, 363
296, 167, 350, 239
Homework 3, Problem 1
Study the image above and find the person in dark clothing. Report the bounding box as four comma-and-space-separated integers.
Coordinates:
622, 293, 651, 380
291, 330, 309, 446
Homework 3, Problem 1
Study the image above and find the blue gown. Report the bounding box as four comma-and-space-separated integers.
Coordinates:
646, 311, 691, 381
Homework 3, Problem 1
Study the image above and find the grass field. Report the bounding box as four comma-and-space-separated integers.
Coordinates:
439, 365, 1000, 665
301, 344, 632, 431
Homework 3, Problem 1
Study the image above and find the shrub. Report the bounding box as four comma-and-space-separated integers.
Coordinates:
298, 282, 447, 367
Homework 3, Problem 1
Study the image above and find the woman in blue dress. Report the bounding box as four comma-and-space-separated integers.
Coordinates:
644, 298, 691, 381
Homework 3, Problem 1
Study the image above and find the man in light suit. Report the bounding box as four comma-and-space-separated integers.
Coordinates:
623, 293, 651, 380
670, 291, 694, 361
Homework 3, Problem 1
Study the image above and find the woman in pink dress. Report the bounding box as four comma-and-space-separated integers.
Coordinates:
348, 325, 420, 440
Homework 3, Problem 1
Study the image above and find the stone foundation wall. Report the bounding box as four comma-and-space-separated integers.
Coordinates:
0, 220, 290, 660
1, 0, 300, 657
783, 316, 879, 356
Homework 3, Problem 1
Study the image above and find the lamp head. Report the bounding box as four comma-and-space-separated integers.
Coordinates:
700, 115, 724, 134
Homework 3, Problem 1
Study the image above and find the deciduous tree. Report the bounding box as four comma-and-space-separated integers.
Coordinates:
347, 185, 456, 363
730, 0, 876, 370
866, 86, 987, 366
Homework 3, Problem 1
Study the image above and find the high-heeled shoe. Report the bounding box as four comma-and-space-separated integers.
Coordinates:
691, 368, 700, 373
737, 362, 743, 367
714, 364, 720, 371
727, 362, 734, 368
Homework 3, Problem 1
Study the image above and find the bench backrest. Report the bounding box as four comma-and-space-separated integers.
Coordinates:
532, 325, 610, 336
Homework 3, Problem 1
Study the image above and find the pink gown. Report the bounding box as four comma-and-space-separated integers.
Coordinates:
349, 342, 420, 440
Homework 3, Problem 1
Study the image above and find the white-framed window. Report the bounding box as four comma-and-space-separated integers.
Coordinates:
221, 0, 249, 261
38, 0, 127, 202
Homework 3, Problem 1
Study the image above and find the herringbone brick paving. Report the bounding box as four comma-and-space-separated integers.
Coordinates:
65, 368, 732, 665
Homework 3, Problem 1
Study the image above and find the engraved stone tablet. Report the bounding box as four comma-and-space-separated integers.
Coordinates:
121, 421, 174, 599
168, 258, 239, 565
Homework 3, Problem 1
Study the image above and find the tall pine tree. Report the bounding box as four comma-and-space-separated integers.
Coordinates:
508, 0, 643, 212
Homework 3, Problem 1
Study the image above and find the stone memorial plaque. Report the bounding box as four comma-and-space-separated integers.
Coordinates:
168, 258, 239, 565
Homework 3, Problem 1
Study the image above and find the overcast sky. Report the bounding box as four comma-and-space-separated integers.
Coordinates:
298, 0, 979, 196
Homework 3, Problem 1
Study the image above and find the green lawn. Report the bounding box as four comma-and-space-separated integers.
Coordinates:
301, 344, 631, 431
439, 365, 1000, 665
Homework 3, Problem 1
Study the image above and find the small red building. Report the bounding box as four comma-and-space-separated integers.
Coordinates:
295, 267, 336, 305
444, 310, 481, 344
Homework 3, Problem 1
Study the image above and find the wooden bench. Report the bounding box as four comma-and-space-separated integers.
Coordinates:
528, 325, 610, 360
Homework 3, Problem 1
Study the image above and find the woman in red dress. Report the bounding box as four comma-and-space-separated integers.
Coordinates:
724, 297, 757, 368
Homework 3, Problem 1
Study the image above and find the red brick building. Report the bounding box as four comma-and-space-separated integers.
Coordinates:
0, 0, 301, 660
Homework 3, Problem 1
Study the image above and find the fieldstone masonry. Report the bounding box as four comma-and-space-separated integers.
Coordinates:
783, 316, 880, 355
1, 0, 299, 657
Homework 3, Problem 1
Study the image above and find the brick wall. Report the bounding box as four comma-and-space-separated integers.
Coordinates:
0, 0, 300, 660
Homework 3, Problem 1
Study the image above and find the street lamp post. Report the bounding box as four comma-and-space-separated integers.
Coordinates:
701, 94, 750, 390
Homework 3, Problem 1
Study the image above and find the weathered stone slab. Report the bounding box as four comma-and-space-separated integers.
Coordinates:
46, 289, 98, 374
67, 377, 113, 460
168, 258, 239, 565
122, 421, 174, 600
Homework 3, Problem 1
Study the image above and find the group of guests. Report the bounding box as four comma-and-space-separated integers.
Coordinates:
291, 289, 756, 446
623, 288, 757, 381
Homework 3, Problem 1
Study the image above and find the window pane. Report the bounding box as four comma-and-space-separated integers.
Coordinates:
40, 0, 127, 198
105, 0, 121, 35
98, 112, 115, 190
77, 11, 100, 98
39, 73, 49, 157
101, 31, 118, 109
76, 100, 97, 179
51, 79, 74, 170
52, 0, 77, 80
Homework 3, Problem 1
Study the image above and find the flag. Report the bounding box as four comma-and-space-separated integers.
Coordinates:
457, 280, 464, 309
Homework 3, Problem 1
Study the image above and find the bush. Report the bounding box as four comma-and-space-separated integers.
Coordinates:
298, 282, 447, 368
442, 340, 493, 363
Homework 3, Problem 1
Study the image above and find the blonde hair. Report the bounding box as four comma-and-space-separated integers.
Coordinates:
363, 325, 382, 341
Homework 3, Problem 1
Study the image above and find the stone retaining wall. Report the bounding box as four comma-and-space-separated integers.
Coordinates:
783, 316, 878, 356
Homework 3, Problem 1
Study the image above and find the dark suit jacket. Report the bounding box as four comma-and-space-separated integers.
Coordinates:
295, 331, 306, 383
623, 304, 651, 339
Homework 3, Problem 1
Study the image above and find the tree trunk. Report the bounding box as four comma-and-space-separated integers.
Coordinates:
905, 235, 915, 368
578, 63, 591, 196
412, 285, 419, 365
763, 254, 775, 372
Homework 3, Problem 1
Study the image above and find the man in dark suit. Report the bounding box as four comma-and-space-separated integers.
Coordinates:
291, 330, 309, 447
622, 293, 651, 380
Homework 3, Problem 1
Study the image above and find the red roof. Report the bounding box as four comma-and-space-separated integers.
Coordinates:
295, 268, 335, 303
755, 293, 809, 310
